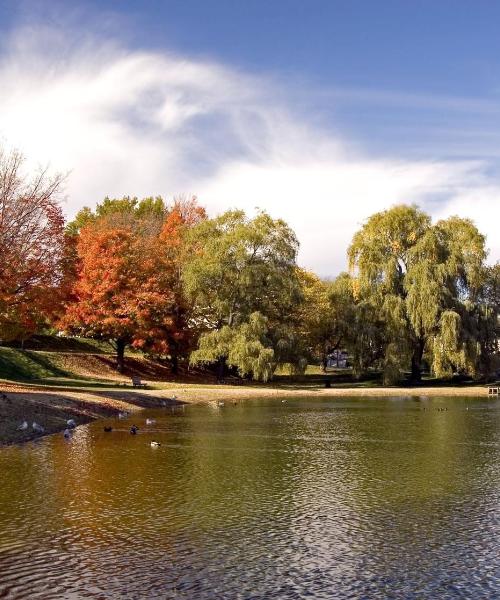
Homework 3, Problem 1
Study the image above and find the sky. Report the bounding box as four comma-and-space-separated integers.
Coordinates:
0, 0, 499, 275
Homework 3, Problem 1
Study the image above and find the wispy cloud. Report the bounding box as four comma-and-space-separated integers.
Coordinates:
0, 25, 498, 275
322, 86, 500, 114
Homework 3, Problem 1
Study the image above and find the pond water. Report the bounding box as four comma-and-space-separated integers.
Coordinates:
0, 396, 499, 599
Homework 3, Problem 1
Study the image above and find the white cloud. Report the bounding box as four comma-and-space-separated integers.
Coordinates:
0, 26, 498, 276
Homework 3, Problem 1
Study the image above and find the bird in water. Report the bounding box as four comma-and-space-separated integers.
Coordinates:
146, 418, 156, 425
150, 440, 161, 447
17, 420, 28, 431
118, 411, 129, 419
67, 419, 76, 429
63, 428, 72, 439
104, 426, 113, 432
281, 399, 287, 403
130, 425, 139, 435
216, 400, 225, 407
32, 422, 45, 434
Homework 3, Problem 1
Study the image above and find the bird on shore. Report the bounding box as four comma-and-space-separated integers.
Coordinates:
150, 440, 161, 447
63, 428, 72, 439
17, 421, 28, 431
67, 419, 76, 429
104, 426, 113, 432
216, 400, 225, 407
146, 418, 156, 425
130, 425, 139, 435
32, 422, 44, 433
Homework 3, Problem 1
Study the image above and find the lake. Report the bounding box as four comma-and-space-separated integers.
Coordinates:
0, 396, 499, 599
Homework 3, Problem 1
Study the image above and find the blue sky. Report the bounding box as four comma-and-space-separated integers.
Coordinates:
0, 0, 499, 274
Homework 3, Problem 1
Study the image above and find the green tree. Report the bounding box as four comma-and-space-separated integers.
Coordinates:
184, 210, 304, 381
348, 204, 488, 383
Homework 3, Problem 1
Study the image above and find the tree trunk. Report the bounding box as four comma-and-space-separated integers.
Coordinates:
410, 338, 425, 383
217, 355, 226, 382
116, 338, 126, 373
171, 349, 179, 375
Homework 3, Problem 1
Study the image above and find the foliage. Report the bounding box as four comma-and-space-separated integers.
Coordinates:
348, 204, 490, 383
62, 196, 205, 371
0, 147, 66, 341
184, 210, 304, 380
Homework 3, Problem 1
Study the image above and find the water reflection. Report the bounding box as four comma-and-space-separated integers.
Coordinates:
0, 396, 499, 598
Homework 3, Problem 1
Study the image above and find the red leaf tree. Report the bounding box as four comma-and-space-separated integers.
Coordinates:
0, 147, 66, 341
62, 196, 205, 372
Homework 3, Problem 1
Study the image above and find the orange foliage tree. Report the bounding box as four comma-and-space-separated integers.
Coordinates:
63, 196, 205, 372
0, 147, 66, 341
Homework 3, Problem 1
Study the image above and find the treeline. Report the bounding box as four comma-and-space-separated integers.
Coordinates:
1, 147, 499, 383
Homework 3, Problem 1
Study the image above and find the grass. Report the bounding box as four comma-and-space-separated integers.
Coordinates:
3, 334, 117, 354
0, 347, 70, 380
0, 347, 130, 387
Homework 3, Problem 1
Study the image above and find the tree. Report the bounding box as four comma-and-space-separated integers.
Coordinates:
295, 270, 351, 370
0, 147, 66, 341
63, 196, 205, 372
348, 204, 488, 383
184, 210, 304, 381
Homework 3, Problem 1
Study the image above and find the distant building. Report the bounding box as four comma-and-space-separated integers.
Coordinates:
326, 349, 349, 369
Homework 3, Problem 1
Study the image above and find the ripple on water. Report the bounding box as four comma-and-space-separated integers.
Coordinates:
0, 397, 499, 598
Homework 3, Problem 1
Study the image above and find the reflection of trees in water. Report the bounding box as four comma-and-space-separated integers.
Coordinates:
1, 399, 499, 597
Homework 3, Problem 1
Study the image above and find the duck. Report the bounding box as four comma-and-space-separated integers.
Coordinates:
103, 426, 113, 432
281, 399, 287, 403
32, 422, 45, 434
216, 400, 225, 407
146, 418, 156, 425
17, 420, 28, 431
150, 440, 161, 447
130, 425, 139, 435
63, 428, 72, 439
67, 419, 76, 429
118, 411, 129, 419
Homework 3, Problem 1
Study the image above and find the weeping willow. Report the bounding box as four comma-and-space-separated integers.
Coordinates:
348, 204, 491, 383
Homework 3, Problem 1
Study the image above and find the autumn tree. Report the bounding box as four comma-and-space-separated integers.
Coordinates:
348, 204, 489, 383
184, 210, 304, 381
63, 196, 204, 372
0, 147, 66, 341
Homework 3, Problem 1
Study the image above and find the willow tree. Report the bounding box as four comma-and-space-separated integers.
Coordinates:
348, 205, 488, 383
184, 210, 304, 381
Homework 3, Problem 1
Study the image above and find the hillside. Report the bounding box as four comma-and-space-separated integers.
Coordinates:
0, 336, 205, 386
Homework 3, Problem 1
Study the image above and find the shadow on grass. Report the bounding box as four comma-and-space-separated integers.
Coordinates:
0, 348, 69, 380
4, 334, 115, 354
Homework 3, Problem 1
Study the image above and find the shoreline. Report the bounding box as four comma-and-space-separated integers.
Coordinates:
0, 381, 491, 446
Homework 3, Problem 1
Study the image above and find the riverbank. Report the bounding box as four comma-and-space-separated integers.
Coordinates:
0, 383, 178, 445
0, 379, 491, 446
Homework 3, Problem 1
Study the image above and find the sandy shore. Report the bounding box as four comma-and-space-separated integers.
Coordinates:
154, 384, 489, 401
0, 381, 490, 446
